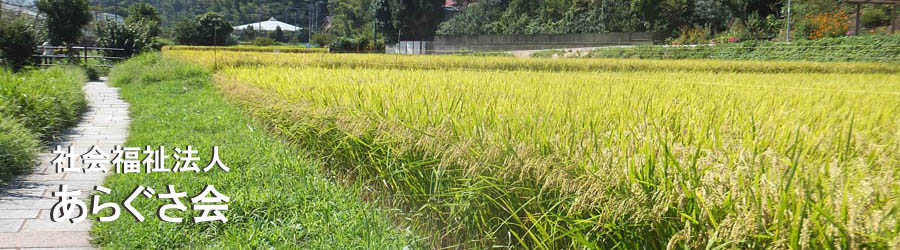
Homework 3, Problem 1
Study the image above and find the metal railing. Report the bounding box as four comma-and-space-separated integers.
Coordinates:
33, 46, 126, 67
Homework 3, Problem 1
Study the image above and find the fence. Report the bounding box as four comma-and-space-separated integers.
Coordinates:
386, 41, 433, 54
34, 46, 125, 67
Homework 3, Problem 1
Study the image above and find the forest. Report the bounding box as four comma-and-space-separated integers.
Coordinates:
83, 0, 897, 44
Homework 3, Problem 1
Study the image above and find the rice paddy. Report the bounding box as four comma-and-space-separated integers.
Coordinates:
164, 49, 900, 249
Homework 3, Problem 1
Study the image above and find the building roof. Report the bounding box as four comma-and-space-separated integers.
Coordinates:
234, 17, 302, 32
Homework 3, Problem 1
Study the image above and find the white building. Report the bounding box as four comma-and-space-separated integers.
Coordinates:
233, 17, 302, 32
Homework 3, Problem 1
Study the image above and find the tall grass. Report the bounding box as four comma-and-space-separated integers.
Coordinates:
0, 115, 39, 181
0, 67, 87, 140
210, 62, 900, 249
0, 67, 86, 182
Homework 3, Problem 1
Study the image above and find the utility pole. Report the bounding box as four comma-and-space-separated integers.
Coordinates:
785, 0, 792, 42
314, 2, 319, 33
854, 3, 861, 36
257, 0, 262, 32
308, 5, 312, 47
373, 4, 377, 52
892, 4, 897, 34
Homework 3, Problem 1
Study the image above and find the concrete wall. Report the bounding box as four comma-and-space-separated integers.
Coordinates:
432, 32, 665, 53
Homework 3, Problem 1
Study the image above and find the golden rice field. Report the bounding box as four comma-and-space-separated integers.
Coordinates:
163, 45, 328, 54
164, 49, 900, 74
164, 49, 900, 249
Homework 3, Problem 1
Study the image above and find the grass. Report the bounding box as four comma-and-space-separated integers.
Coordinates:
0, 115, 39, 181
0, 67, 87, 140
90, 53, 420, 249
0, 67, 86, 183
169, 49, 900, 249
165, 49, 900, 74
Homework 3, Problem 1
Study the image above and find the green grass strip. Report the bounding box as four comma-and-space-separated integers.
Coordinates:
90, 53, 419, 249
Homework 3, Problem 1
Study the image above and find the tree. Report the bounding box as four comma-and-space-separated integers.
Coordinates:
96, 18, 157, 58
272, 26, 286, 42
329, 0, 375, 39
174, 12, 233, 45
126, 2, 161, 36
376, 0, 444, 42
126, 2, 160, 24
0, 18, 37, 71
36, 0, 92, 46
240, 26, 258, 41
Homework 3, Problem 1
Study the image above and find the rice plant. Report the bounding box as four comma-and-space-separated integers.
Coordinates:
164, 50, 900, 74
169, 50, 900, 249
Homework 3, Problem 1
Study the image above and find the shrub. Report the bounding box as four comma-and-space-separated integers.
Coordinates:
0, 18, 37, 71
81, 64, 100, 81
328, 36, 371, 53
0, 67, 87, 140
670, 26, 709, 45
310, 33, 335, 47
806, 10, 852, 40
151, 37, 173, 51
95, 19, 158, 58
271, 26, 286, 43
0, 115, 39, 181
251, 37, 277, 46
125, 2, 161, 37
238, 26, 258, 41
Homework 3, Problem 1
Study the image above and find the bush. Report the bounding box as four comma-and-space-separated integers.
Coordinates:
328, 36, 371, 53
310, 33, 335, 47
861, 6, 891, 28
806, 10, 852, 39
0, 115, 39, 181
0, 67, 87, 140
670, 26, 710, 45
125, 2, 161, 37
271, 26, 286, 43
0, 18, 37, 71
151, 37, 173, 51
81, 64, 100, 81
251, 37, 277, 46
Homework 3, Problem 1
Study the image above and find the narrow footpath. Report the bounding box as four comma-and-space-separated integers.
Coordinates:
0, 77, 130, 249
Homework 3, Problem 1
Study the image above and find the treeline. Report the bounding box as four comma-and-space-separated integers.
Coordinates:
438, 0, 783, 36
87, 0, 897, 47
89, 0, 328, 28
